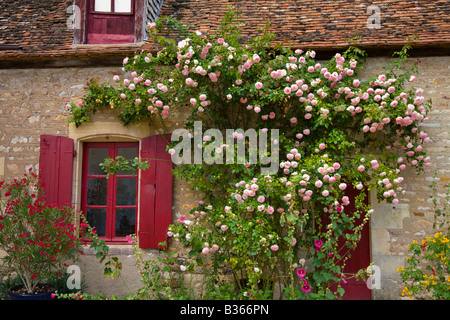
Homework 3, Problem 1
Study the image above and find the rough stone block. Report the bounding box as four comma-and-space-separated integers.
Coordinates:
371, 203, 410, 230
371, 228, 391, 255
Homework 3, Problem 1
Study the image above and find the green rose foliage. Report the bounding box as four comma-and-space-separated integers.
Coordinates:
68, 9, 432, 299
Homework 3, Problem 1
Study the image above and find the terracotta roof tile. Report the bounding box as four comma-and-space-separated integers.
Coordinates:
0, 0, 449, 63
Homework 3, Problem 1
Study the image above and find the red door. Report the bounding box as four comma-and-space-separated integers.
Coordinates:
322, 184, 371, 300
86, 0, 135, 44
339, 185, 371, 300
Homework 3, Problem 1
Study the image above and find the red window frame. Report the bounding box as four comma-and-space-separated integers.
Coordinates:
85, 0, 139, 44
81, 142, 139, 243
90, 0, 135, 15
74, 0, 146, 45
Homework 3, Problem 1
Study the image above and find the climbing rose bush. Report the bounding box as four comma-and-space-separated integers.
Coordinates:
68, 10, 432, 299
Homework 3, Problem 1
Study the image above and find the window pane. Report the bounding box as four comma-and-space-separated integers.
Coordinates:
86, 208, 107, 237
95, 0, 112, 12
88, 148, 109, 175
115, 208, 135, 237
116, 177, 136, 205
87, 178, 108, 205
117, 147, 138, 175
114, 0, 132, 13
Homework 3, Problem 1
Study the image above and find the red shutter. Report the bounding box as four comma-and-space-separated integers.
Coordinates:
138, 134, 172, 249
39, 135, 74, 207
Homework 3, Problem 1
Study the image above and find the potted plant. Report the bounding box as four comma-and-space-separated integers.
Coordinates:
0, 169, 86, 299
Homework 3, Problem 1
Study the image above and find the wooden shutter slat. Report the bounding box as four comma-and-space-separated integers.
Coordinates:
138, 134, 172, 249
39, 135, 74, 207
138, 135, 156, 248
154, 134, 172, 249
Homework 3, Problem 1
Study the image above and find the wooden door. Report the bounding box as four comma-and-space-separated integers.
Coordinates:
321, 184, 371, 300
339, 185, 371, 300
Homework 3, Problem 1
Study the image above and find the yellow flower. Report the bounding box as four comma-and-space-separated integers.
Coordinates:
401, 287, 412, 298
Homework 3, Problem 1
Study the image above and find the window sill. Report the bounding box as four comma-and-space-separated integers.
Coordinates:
71, 42, 145, 49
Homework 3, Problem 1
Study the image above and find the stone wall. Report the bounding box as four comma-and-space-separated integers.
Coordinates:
358, 57, 450, 299
0, 55, 448, 299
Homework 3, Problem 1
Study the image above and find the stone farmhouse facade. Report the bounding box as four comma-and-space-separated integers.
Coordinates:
0, 0, 449, 299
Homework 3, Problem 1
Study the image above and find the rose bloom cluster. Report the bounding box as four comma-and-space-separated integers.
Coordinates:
116, 30, 430, 173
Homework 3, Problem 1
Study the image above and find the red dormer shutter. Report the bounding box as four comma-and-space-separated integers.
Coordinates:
138, 134, 172, 249
39, 135, 74, 207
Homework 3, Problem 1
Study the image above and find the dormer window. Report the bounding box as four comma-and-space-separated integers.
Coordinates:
87, 0, 136, 44
74, 0, 164, 45
94, 0, 132, 13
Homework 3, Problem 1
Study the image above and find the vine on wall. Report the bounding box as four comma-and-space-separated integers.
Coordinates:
68, 9, 433, 299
